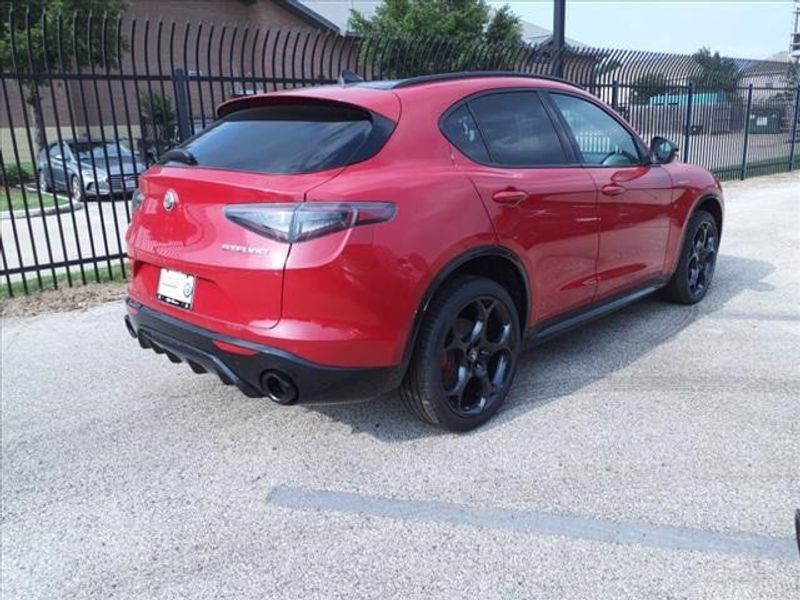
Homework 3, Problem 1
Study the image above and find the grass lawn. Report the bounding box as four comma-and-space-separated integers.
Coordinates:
3, 187, 65, 212
1, 262, 128, 300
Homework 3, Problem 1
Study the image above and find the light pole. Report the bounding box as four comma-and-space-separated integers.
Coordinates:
553, 0, 566, 77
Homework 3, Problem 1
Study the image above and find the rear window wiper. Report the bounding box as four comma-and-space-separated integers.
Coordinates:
159, 148, 198, 166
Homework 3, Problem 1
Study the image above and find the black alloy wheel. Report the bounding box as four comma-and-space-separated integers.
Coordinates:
687, 220, 717, 298
438, 297, 516, 417
661, 209, 719, 305
401, 276, 521, 431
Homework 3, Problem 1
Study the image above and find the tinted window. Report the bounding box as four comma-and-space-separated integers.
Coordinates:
179, 104, 390, 175
551, 94, 641, 166
70, 141, 134, 160
468, 92, 567, 166
441, 105, 490, 163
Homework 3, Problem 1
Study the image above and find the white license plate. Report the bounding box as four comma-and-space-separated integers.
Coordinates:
156, 268, 196, 309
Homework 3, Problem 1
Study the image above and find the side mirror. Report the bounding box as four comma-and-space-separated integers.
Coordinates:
650, 136, 679, 164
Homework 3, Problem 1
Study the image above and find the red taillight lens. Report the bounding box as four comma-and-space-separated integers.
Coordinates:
224, 202, 395, 243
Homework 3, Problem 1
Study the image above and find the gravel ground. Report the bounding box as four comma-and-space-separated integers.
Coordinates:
2, 173, 799, 599
0, 282, 126, 318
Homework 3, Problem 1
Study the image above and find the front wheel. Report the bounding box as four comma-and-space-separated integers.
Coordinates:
661, 209, 719, 304
38, 169, 51, 192
400, 276, 521, 431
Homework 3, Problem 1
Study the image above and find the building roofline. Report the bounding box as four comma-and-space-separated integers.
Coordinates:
274, 0, 340, 33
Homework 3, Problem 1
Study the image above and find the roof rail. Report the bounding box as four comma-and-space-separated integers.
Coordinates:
390, 71, 584, 90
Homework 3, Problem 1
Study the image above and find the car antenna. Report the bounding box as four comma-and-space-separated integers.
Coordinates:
338, 70, 364, 86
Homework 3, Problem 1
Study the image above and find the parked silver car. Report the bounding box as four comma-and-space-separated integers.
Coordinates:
36, 139, 146, 201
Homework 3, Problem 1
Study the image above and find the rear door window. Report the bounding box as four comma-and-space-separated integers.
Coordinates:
467, 92, 569, 167
176, 104, 392, 175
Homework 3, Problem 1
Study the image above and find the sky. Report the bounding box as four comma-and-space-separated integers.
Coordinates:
489, 0, 796, 59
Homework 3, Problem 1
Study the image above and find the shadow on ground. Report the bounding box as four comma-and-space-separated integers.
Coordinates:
308, 253, 776, 440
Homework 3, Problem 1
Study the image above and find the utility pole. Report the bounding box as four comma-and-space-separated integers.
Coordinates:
553, 0, 567, 77
790, 0, 800, 149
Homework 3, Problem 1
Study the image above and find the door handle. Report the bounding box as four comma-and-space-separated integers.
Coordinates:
492, 189, 529, 204
601, 184, 626, 196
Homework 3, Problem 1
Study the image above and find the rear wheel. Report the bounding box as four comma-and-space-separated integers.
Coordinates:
400, 276, 521, 431
70, 175, 85, 203
661, 209, 718, 304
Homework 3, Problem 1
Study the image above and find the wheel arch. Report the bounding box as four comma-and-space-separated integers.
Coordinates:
695, 194, 723, 238
400, 245, 530, 368
667, 192, 723, 276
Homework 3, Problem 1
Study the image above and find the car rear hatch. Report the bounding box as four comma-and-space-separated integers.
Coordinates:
127, 96, 397, 337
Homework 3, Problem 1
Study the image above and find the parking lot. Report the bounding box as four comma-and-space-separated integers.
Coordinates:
1, 173, 798, 599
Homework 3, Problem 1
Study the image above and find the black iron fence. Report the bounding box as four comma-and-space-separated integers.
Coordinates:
2, 10, 799, 297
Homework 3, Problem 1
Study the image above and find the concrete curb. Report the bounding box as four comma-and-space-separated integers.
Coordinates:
1, 186, 84, 220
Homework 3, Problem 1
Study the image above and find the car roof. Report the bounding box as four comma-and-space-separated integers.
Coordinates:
216, 72, 588, 121
356, 71, 584, 91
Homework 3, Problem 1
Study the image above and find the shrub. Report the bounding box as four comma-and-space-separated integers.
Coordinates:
1, 164, 33, 187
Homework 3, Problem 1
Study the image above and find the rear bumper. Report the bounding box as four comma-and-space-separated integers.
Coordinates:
124, 298, 403, 404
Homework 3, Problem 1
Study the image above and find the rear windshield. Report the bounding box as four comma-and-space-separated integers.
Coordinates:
177, 104, 392, 175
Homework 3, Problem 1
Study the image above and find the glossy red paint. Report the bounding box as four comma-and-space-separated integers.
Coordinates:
126, 75, 722, 377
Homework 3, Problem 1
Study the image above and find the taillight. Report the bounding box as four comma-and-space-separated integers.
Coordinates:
224, 202, 395, 243
131, 188, 145, 212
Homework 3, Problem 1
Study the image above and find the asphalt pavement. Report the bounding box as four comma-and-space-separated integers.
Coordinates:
2, 173, 799, 599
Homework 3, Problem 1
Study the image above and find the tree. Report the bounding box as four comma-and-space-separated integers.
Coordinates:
138, 88, 176, 161
630, 73, 670, 105
0, 1, 131, 151
484, 5, 523, 46
350, 0, 521, 43
689, 47, 739, 96
348, 0, 524, 76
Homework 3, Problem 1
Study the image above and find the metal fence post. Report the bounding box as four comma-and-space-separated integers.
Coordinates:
789, 86, 800, 172
740, 83, 754, 180
172, 68, 192, 142
611, 79, 619, 110
682, 84, 694, 163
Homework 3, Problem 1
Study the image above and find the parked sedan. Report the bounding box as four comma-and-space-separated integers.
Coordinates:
36, 139, 146, 201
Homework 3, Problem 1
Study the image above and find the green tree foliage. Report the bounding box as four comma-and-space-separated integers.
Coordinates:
348, 0, 524, 77
630, 73, 670, 105
138, 88, 176, 151
483, 5, 522, 45
690, 47, 739, 96
0, 0, 131, 149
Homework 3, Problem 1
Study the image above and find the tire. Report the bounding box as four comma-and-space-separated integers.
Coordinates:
661, 209, 719, 305
38, 169, 51, 192
400, 276, 521, 431
70, 175, 85, 203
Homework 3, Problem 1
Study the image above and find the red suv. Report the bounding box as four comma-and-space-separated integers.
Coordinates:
125, 72, 722, 431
